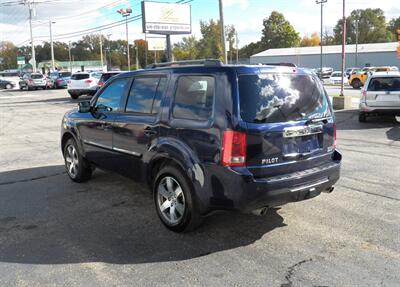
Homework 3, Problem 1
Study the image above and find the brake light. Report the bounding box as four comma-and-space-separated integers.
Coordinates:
333, 123, 337, 149
361, 89, 366, 100
221, 131, 246, 167
84, 79, 92, 83
98, 81, 103, 87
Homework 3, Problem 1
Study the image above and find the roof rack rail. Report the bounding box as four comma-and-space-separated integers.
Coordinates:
264, 62, 297, 67
146, 59, 223, 69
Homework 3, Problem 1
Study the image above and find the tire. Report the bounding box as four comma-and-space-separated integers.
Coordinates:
358, 112, 367, 122
351, 79, 361, 89
68, 91, 79, 99
63, 138, 92, 182
153, 165, 202, 232
5, 84, 12, 89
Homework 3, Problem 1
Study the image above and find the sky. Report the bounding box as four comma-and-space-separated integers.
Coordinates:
0, 0, 399, 48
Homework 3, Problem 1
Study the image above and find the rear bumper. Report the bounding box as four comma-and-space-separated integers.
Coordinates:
359, 102, 400, 115
67, 89, 97, 95
201, 151, 341, 213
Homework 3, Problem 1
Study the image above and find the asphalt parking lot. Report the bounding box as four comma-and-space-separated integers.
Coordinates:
0, 89, 399, 287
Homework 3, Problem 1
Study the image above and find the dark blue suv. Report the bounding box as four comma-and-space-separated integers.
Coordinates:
61, 60, 341, 232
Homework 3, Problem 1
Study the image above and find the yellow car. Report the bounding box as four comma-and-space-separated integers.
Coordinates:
349, 66, 397, 89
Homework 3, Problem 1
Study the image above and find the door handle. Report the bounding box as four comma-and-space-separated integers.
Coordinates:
144, 126, 157, 136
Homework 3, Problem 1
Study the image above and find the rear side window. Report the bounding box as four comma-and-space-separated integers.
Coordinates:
71, 74, 89, 80
172, 76, 214, 120
239, 73, 331, 123
367, 77, 400, 92
126, 76, 166, 114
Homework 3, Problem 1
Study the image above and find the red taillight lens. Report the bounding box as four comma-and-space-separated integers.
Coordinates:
84, 79, 92, 83
333, 123, 337, 149
221, 131, 246, 167
98, 81, 103, 87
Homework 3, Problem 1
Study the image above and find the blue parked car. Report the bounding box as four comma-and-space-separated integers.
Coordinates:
60, 60, 341, 232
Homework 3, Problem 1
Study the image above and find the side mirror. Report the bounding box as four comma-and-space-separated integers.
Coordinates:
78, 101, 91, 113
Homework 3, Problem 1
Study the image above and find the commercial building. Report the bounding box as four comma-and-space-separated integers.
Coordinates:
250, 42, 400, 70
38, 60, 106, 73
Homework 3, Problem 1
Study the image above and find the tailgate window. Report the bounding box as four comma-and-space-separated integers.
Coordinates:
239, 73, 330, 123
71, 74, 89, 80
31, 74, 43, 79
367, 77, 400, 92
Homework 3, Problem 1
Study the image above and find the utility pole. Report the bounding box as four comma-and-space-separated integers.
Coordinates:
49, 20, 55, 71
99, 34, 104, 71
340, 0, 346, 97
117, 8, 132, 71
135, 44, 139, 69
235, 31, 239, 64
107, 33, 112, 71
27, 0, 36, 72
316, 0, 327, 78
355, 19, 359, 67
218, 0, 227, 64
68, 41, 72, 72
166, 35, 172, 62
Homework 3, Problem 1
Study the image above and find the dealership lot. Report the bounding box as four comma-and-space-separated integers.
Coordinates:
0, 89, 399, 286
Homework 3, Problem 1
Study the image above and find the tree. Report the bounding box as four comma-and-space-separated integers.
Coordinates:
388, 17, 400, 41
198, 19, 223, 60
239, 41, 262, 58
260, 11, 301, 49
333, 9, 392, 44
0, 41, 18, 70
173, 35, 200, 60
225, 25, 237, 62
300, 32, 320, 47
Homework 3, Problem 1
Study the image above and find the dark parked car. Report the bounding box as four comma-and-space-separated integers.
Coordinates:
49, 71, 72, 88
97, 71, 123, 89
0, 79, 15, 89
61, 60, 341, 232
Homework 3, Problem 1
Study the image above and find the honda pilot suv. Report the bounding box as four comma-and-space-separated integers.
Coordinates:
61, 60, 341, 232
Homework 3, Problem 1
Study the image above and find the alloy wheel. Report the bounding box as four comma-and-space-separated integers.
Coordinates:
65, 144, 79, 178
156, 176, 186, 225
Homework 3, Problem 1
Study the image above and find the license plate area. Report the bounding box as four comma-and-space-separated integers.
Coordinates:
283, 134, 322, 155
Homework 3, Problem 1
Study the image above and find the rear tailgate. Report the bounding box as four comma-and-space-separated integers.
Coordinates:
68, 73, 90, 89
238, 72, 335, 178
366, 76, 400, 107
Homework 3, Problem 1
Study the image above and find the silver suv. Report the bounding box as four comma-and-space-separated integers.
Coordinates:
359, 71, 400, 122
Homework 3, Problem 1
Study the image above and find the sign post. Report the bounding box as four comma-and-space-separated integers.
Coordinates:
141, 1, 191, 62
17, 56, 25, 72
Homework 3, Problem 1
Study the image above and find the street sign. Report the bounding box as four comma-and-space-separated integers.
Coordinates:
141, 1, 191, 35
17, 56, 25, 65
147, 37, 166, 51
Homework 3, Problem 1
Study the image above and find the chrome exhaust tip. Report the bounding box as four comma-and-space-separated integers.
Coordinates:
323, 186, 334, 193
251, 207, 268, 216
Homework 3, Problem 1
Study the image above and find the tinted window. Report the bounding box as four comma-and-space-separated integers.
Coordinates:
31, 74, 43, 79
71, 74, 89, 80
126, 76, 166, 114
172, 76, 214, 120
239, 73, 331, 123
101, 73, 120, 83
368, 77, 400, 92
95, 78, 128, 112
60, 72, 71, 78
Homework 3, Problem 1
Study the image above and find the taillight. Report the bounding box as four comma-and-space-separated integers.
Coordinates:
84, 79, 92, 83
98, 81, 103, 87
221, 130, 246, 167
361, 89, 366, 100
333, 123, 337, 149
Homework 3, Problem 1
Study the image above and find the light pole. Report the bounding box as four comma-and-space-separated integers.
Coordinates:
218, 0, 227, 64
49, 20, 56, 71
355, 19, 359, 67
27, 1, 36, 72
117, 8, 132, 71
107, 33, 112, 71
99, 34, 104, 71
340, 0, 346, 97
316, 0, 327, 78
68, 41, 72, 72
